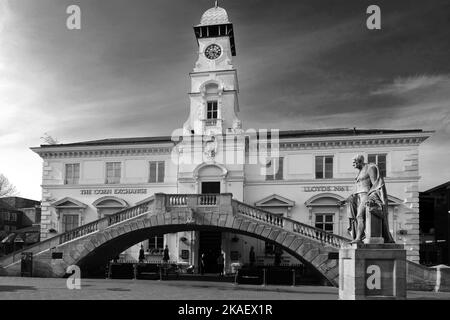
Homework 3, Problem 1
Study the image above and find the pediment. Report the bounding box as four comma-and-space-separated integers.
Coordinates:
93, 196, 128, 208
255, 194, 295, 207
52, 197, 87, 208
305, 193, 345, 207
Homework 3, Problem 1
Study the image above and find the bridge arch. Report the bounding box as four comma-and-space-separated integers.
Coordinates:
0, 194, 346, 286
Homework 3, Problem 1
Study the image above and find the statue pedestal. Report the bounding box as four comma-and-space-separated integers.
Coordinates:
339, 243, 407, 300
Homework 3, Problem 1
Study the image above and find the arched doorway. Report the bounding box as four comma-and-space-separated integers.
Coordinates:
193, 163, 228, 273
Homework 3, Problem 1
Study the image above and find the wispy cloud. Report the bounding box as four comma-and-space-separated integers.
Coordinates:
371, 75, 450, 96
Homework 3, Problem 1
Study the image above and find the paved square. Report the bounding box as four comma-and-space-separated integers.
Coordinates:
1, 277, 450, 300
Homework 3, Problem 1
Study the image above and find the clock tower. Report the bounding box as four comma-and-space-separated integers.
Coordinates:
177, 2, 245, 202
182, 2, 242, 137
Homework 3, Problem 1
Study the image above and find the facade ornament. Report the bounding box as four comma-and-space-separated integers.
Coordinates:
232, 119, 243, 133
186, 208, 196, 224
197, 105, 204, 120
203, 136, 218, 161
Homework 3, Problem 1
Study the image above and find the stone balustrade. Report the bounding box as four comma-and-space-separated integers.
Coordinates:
233, 199, 348, 248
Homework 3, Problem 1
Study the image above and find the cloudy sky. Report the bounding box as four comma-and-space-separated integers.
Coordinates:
0, 0, 449, 200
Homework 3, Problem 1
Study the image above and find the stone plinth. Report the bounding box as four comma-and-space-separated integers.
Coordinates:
339, 243, 406, 300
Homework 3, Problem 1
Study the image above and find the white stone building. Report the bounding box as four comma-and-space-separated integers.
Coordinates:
32, 4, 431, 272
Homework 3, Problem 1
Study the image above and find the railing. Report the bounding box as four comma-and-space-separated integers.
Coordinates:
292, 223, 348, 248
167, 195, 187, 206
60, 200, 152, 244
198, 194, 217, 206
108, 201, 150, 226
59, 220, 99, 244
165, 193, 226, 207
233, 200, 349, 248
234, 201, 284, 228
204, 119, 218, 126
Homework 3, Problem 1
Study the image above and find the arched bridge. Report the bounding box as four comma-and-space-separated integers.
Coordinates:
0, 193, 350, 286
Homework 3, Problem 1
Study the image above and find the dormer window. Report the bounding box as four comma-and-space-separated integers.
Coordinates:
207, 101, 218, 119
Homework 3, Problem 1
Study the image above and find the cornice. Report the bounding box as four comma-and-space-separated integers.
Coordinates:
31, 145, 174, 159
188, 90, 237, 96
189, 69, 237, 76
42, 183, 178, 189
276, 134, 430, 151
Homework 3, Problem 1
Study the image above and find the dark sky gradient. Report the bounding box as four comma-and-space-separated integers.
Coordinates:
0, 0, 449, 199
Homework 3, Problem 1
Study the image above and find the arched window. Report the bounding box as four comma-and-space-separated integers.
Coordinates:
93, 196, 128, 219
305, 193, 345, 235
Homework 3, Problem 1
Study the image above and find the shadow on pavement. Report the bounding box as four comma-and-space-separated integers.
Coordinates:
0, 285, 36, 292
106, 288, 131, 292
165, 282, 335, 295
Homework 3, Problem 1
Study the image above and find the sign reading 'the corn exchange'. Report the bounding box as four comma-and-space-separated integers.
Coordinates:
80, 189, 148, 195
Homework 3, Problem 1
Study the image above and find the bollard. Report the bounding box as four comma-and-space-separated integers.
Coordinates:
291, 269, 296, 287
262, 268, 266, 287
133, 263, 137, 280
234, 270, 239, 286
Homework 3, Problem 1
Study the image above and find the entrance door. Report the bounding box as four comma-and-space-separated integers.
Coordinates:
201, 181, 220, 194
199, 231, 222, 274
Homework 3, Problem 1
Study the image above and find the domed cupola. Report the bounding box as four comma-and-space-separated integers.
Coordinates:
200, 3, 230, 25
194, 1, 236, 56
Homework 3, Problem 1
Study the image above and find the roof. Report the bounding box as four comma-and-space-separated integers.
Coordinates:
423, 181, 450, 194
0, 197, 40, 209
199, 5, 229, 26
34, 128, 431, 149
37, 135, 173, 148
0, 199, 21, 212
276, 128, 428, 139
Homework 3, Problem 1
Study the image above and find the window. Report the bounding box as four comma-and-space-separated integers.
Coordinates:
149, 161, 165, 183
148, 235, 164, 254
206, 101, 218, 119
106, 162, 121, 184
265, 242, 275, 255
315, 214, 334, 233
62, 214, 79, 232
315, 156, 333, 179
65, 163, 80, 185
368, 154, 387, 177
4, 212, 17, 222
265, 157, 284, 180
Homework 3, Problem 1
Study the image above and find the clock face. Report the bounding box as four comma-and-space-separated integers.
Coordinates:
205, 44, 222, 60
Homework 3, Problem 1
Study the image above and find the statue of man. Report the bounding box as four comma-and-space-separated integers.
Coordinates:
340, 154, 395, 244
